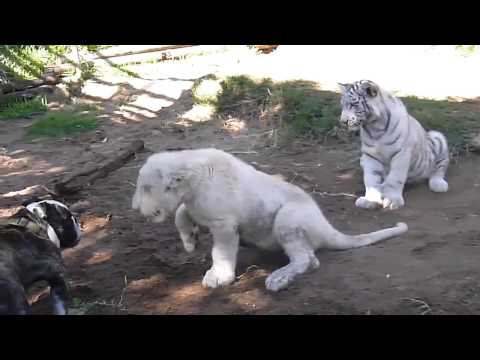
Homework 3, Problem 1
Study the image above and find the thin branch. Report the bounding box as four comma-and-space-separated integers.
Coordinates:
310, 191, 357, 198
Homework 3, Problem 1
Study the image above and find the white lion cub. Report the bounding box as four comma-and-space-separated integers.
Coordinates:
132, 148, 408, 291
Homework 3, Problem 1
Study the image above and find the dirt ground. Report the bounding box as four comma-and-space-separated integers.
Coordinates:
2, 48, 480, 315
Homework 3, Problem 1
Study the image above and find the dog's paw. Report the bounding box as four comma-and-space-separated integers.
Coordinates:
52, 295, 67, 315
355, 196, 382, 209
201, 268, 235, 289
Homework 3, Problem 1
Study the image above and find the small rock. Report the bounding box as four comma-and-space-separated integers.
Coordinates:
469, 133, 480, 152
70, 200, 91, 213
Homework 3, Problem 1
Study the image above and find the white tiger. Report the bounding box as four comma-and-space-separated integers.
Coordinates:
338, 80, 450, 210
131, 148, 408, 292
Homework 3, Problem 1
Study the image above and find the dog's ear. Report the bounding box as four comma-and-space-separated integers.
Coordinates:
43, 201, 71, 220
22, 196, 41, 207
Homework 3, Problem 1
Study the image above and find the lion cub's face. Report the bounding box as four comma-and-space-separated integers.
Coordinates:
132, 165, 183, 223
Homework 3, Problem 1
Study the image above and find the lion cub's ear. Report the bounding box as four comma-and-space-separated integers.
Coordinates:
166, 171, 187, 190
271, 173, 285, 181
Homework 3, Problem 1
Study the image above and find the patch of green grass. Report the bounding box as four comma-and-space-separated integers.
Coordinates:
217, 76, 274, 112
272, 80, 340, 137
193, 75, 274, 109
26, 109, 98, 138
402, 96, 480, 153
194, 75, 480, 150
194, 75, 340, 138
455, 45, 479, 56
0, 96, 47, 119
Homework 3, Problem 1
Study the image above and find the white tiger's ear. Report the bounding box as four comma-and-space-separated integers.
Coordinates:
361, 81, 379, 98
338, 83, 350, 93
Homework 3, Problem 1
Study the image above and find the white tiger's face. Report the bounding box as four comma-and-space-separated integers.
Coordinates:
338, 80, 379, 131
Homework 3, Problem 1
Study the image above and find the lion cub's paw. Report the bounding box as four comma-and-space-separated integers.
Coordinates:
202, 268, 235, 288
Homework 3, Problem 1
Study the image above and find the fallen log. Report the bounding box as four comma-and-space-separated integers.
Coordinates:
254, 45, 279, 54
0, 85, 55, 107
44, 64, 76, 77
53, 140, 145, 195
0, 75, 60, 95
92, 45, 225, 66
90, 45, 195, 60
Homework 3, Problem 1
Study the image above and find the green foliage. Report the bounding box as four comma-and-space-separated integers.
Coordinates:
194, 75, 340, 138
26, 108, 98, 138
272, 80, 340, 137
0, 45, 51, 79
85, 45, 112, 52
193, 74, 480, 150
0, 96, 48, 119
402, 96, 480, 153
0, 45, 107, 80
455, 45, 478, 56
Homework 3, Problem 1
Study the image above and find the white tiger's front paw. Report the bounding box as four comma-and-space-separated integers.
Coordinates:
429, 177, 448, 193
382, 194, 405, 210
201, 268, 235, 289
355, 196, 382, 209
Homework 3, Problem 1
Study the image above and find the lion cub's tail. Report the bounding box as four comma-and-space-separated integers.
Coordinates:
323, 222, 408, 250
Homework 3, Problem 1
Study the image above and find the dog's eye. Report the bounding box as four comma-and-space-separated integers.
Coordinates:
165, 186, 171, 191
33, 209, 45, 218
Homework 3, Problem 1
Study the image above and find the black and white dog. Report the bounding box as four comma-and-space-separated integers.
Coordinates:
0, 197, 82, 315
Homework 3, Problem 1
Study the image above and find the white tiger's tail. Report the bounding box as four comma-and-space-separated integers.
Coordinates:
321, 222, 408, 250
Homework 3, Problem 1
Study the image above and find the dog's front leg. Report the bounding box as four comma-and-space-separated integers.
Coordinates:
202, 222, 239, 289
47, 273, 69, 315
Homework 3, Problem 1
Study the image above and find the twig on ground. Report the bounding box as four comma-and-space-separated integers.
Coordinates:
222, 98, 261, 109
86, 275, 129, 313
116, 275, 128, 311
273, 129, 278, 148
236, 265, 260, 280
229, 151, 258, 155
402, 297, 432, 315
310, 191, 357, 198
289, 172, 299, 184
40, 185, 60, 197
126, 181, 136, 188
